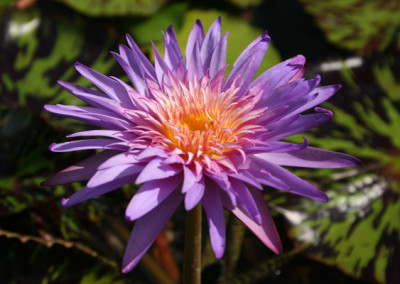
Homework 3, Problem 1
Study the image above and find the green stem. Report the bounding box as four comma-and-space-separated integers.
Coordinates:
183, 203, 202, 284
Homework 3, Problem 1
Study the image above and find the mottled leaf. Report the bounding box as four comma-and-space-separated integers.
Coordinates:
299, 0, 400, 53
282, 175, 400, 283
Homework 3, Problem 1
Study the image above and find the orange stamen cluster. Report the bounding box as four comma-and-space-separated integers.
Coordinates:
129, 73, 266, 168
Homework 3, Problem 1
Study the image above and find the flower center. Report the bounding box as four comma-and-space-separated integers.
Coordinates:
180, 113, 212, 133
129, 73, 265, 167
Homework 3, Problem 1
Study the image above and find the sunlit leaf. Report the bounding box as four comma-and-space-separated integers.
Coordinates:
127, 2, 188, 45
227, 0, 262, 8
56, 0, 168, 17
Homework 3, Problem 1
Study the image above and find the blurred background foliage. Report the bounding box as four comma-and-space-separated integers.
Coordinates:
1, 0, 400, 283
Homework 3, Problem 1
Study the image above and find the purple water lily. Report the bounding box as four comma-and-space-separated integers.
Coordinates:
43, 17, 359, 273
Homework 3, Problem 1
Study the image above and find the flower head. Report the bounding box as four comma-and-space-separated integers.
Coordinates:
43, 17, 360, 273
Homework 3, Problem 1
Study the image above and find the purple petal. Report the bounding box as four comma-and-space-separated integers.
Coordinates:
187, 41, 203, 81
41, 150, 117, 186
111, 50, 148, 97
201, 17, 222, 69
252, 55, 306, 107
61, 165, 139, 207
206, 172, 237, 207
57, 81, 130, 115
74, 62, 133, 107
136, 158, 181, 184
98, 152, 140, 170
182, 165, 201, 193
163, 25, 184, 71
202, 179, 226, 258
224, 31, 270, 96
125, 34, 157, 79
67, 130, 135, 141
152, 42, 171, 87
209, 32, 228, 78
184, 177, 205, 210
230, 179, 262, 224
257, 76, 320, 109
126, 175, 182, 221
246, 139, 309, 154
229, 171, 263, 190
122, 189, 183, 273
186, 19, 205, 65
49, 139, 128, 152
44, 104, 132, 130
290, 85, 340, 116
135, 147, 168, 161
251, 156, 328, 201
264, 108, 333, 141
257, 147, 361, 168
222, 186, 282, 254
87, 163, 142, 188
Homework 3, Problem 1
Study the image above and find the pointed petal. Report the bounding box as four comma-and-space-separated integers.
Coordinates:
126, 175, 182, 221
222, 187, 282, 254
67, 130, 135, 141
44, 104, 132, 130
252, 55, 306, 107
74, 62, 133, 106
61, 165, 139, 207
202, 179, 226, 258
87, 163, 142, 188
122, 189, 183, 273
229, 171, 262, 190
230, 179, 262, 224
184, 177, 205, 210
111, 50, 148, 97
187, 41, 203, 80
49, 139, 128, 152
257, 147, 361, 168
201, 17, 222, 69
209, 32, 228, 78
152, 42, 170, 87
42, 151, 117, 186
163, 25, 184, 71
186, 19, 205, 64
98, 152, 139, 170
136, 158, 181, 184
251, 156, 328, 201
224, 31, 270, 96
125, 34, 156, 79
182, 165, 201, 193
290, 85, 340, 116
265, 108, 333, 141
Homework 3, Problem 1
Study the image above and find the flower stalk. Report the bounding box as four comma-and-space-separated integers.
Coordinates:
183, 203, 202, 284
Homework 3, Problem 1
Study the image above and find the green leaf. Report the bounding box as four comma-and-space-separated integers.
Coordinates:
1, 8, 118, 107
299, 0, 400, 53
0, 0, 13, 9
227, 0, 262, 8
127, 2, 188, 45
284, 176, 400, 283
56, 0, 168, 17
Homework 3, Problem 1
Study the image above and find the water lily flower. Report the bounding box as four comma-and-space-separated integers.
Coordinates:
43, 17, 360, 273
